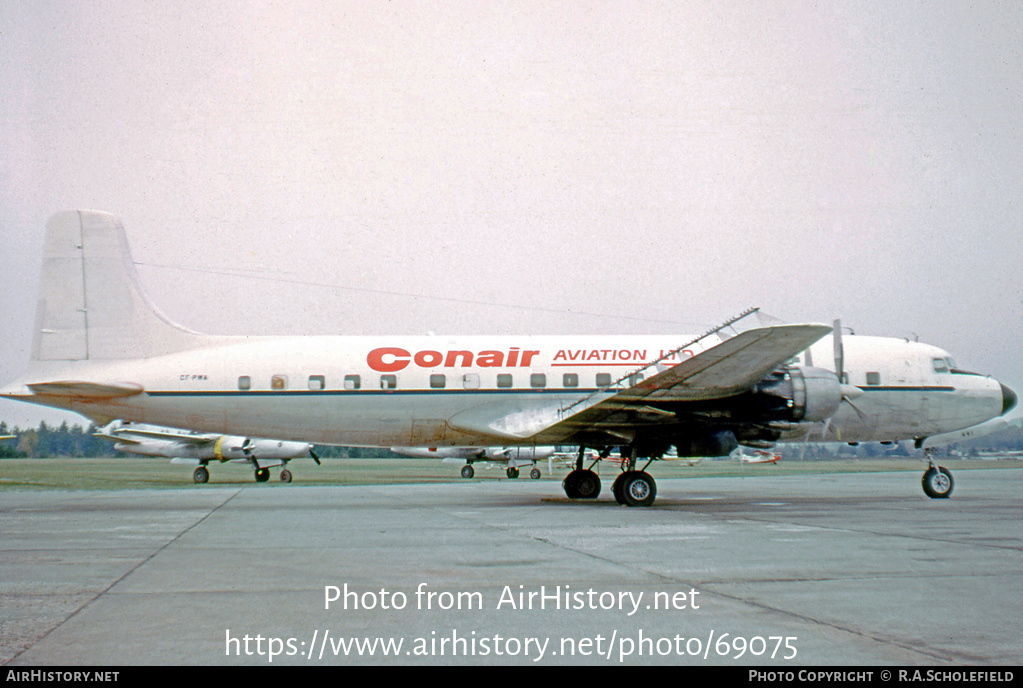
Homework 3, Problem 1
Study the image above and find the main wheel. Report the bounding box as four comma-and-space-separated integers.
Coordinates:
574, 469, 600, 499
255, 468, 270, 483
506, 467, 519, 479
461, 464, 475, 479
620, 471, 656, 507
612, 472, 626, 504
563, 469, 600, 499
193, 466, 209, 484
922, 466, 953, 498
563, 471, 580, 498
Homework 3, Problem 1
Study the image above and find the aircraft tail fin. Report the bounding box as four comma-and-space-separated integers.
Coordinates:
31, 210, 206, 362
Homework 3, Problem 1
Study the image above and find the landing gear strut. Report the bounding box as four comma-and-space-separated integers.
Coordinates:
921, 449, 953, 498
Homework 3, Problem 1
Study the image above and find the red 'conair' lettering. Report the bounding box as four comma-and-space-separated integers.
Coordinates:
367, 347, 411, 372
366, 347, 540, 372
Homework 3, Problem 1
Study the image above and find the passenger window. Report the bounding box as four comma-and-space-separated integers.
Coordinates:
380, 375, 397, 390
596, 373, 612, 387
238, 375, 251, 391
530, 373, 547, 388
497, 374, 513, 388
866, 372, 881, 386
344, 375, 361, 390
463, 373, 480, 390
563, 373, 579, 388
308, 375, 325, 391
430, 374, 446, 389
271, 375, 288, 390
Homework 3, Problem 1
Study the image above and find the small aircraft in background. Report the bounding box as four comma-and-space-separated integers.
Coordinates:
95, 420, 319, 484
390, 446, 556, 479
737, 448, 781, 464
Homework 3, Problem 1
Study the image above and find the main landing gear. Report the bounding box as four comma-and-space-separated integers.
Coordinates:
503, 465, 543, 480
921, 449, 954, 499
191, 462, 296, 484
459, 462, 542, 480
562, 447, 657, 506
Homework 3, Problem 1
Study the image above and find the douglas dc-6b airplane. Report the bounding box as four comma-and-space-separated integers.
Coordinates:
1, 211, 1016, 505
390, 445, 557, 479
94, 420, 319, 483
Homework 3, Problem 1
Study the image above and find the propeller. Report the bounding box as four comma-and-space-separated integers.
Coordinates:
309, 448, 321, 466
833, 319, 868, 416
800, 319, 869, 455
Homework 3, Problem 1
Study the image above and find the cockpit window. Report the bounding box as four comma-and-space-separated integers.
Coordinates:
946, 357, 957, 370
933, 358, 949, 373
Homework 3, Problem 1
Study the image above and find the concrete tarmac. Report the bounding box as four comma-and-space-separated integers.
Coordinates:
2, 467, 1021, 666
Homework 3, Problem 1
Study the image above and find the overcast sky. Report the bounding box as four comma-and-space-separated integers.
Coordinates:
2, 1, 1021, 428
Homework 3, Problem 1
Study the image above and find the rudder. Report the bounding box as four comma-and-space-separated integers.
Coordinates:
32, 210, 205, 361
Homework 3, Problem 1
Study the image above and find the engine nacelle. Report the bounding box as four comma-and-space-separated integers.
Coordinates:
746, 366, 842, 424
785, 366, 843, 422
674, 430, 738, 457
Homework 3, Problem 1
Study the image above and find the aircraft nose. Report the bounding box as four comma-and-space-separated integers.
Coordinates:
1001, 382, 1017, 415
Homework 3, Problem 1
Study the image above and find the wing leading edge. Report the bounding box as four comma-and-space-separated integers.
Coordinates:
447, 323, 831, 444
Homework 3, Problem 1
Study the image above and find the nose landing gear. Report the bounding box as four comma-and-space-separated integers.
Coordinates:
921, 449, 954, 498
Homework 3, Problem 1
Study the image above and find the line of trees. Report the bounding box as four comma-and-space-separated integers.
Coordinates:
0, 421, 114, 458
2, 420, 1022, 460
0, 421, 396, 459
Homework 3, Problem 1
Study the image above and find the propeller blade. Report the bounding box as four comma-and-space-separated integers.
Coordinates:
833, 319, 844, 383
309, 448, 321, 466
844, 397, 870, 423
799, 428, 812, 460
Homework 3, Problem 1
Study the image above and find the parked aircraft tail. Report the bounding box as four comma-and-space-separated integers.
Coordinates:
32, 210, 205, 362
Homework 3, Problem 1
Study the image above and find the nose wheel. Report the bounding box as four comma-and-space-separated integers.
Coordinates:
922, 465, 954, 498
921, 450, 953, 498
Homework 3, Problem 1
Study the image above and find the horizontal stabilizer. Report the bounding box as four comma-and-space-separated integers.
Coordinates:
27, 381, 144, 399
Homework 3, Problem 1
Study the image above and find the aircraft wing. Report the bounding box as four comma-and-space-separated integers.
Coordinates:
448, 323, 831, 443
105, 427, 217, 445
93, 431, 143, 444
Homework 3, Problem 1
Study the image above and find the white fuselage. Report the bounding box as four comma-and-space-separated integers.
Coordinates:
7, 331, 1007, 449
